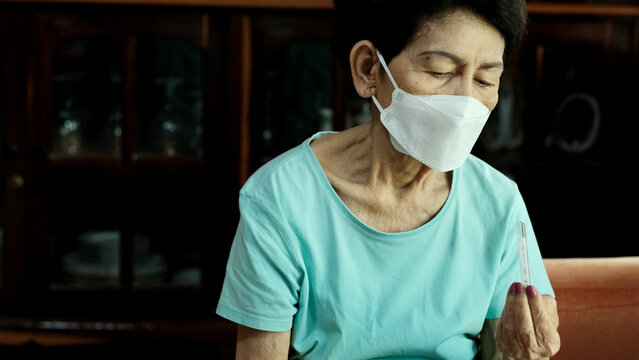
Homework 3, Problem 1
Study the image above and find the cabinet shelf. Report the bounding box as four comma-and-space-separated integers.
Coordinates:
47, 154, 205, 171
5, 0, 639, 15
0, 0, 333, 8
0, 315, 235, 357
130, 155, 205, 172
47, 155, 119, 167
0, 315, 232, 336
527, 3, 639, 16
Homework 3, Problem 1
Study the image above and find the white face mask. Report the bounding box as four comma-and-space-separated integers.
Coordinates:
372, 50, 491, 172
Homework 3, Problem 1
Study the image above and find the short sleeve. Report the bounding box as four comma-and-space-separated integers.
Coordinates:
215, 194, 303, 331
487, 187, 555, 319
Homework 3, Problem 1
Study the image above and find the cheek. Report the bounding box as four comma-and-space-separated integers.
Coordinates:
483, 92, 499, 111
374, 70, 398, 108
377, 80, 395, 109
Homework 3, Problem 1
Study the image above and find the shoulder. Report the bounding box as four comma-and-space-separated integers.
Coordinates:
459, 154, 519, 194
455, 155, 523, 215
234, 132, 335, 256
462, 155, 516, 185
239, 132, 332, 206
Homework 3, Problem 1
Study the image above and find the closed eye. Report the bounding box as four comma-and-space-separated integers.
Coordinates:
475, 78, 495, 87
430, 72, 453, 79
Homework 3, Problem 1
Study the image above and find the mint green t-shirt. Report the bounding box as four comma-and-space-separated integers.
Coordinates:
216, 131, 554, 359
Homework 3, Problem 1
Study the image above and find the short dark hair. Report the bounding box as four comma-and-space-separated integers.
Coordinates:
332, 0, 528, 69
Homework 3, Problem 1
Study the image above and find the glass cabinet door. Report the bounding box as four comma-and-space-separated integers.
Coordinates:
131, 169, 207, 289
41, 10, 213, 293
47, 30, 125, 289
130, 14, 210, 289
248, 11, 371, 173
249, 12, 336, 170
135, 36, 204, 158
48, 171, 122, 288
50, 36, 123, 157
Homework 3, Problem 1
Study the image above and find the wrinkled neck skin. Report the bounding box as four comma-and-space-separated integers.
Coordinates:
313, 111, 449, 197
311, 109, 452, 233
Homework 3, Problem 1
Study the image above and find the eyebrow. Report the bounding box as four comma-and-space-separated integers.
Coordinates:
417, 50, 503, 70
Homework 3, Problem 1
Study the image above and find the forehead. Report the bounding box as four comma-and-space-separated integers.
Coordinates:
404, 8, 505, 61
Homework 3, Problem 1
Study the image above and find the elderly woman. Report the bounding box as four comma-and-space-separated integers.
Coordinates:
216, 0, 560, 359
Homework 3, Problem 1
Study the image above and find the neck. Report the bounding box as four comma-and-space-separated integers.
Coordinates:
355, 118, 441, 192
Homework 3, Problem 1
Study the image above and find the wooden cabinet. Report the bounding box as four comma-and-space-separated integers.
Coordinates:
0, 0, 638, 355
0, 3, 237, 356
0, 1, 341, 356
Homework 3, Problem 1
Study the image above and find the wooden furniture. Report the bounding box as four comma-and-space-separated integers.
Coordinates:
544, 257, 639, 360
0, 1, 340, 357
1, 1, 638, 357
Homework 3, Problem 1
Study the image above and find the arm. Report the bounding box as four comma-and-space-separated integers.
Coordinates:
236, 325, 291, 360
480, 318, 503, 360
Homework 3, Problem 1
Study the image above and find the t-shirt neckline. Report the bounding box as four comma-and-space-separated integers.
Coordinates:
304, 131, 458, 239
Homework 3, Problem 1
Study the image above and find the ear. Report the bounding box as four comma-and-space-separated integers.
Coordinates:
349, 40, 380, 99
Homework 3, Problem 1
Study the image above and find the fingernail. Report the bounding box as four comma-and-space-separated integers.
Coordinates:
526, 286, 536, 298
513, 282, 523, 294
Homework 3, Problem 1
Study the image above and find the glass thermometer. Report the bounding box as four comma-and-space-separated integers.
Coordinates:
517, 221, 530, 287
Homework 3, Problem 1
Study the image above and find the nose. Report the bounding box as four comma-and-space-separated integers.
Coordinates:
447, 75, 496, 110
451, 76, 474, 97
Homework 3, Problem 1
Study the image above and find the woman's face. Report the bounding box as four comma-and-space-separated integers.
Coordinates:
376, 8, 506, 111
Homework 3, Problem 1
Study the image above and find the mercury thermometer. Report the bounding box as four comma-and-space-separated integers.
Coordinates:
517, 221, 530, 287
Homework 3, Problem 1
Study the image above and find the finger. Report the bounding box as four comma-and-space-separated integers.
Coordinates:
544, 294, 560, 329
496, 317, 524, 360
496, 284, 519, 356
527, 286, 561, 356
510, 283, 537, 349
502, 282, 527, 319
527, 286, 558, 327
498, 282, 536, 358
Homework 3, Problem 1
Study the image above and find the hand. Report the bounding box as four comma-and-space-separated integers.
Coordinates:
495, 282, 560, 359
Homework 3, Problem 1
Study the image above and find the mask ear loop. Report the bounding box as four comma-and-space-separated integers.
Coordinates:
376, 50, 399, 89
372, 50, 399, 113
